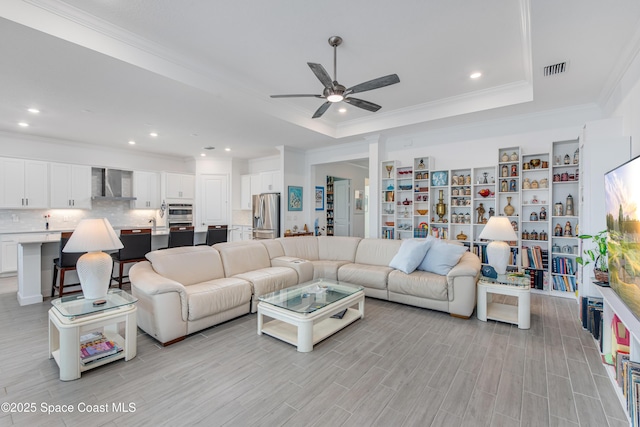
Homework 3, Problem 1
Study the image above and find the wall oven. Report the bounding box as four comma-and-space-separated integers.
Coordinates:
167, 203, 193, 227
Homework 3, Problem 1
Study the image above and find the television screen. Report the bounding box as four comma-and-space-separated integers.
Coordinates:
605, 154, 640, 320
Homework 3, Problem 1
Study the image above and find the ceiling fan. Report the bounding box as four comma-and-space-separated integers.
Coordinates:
271, 36, 400, 119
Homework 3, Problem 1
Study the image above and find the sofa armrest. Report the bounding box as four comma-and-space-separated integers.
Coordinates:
271, 256, 314, 283
130, 261, 189, 321
446, 252, 481, 318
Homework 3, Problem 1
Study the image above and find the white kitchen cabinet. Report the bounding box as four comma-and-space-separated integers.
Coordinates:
240, 174, 260, 210
230, 225, 253, 241
259, 171, 282, 193
133, 171, 160, 209
0, 235, 18, 273
49, 163, 92, 209
166, 173, 195, 199
0, 158, 48, 208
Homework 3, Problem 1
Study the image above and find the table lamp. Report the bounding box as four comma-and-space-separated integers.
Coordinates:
63, 218, 123, 299
477, 216, 517, 275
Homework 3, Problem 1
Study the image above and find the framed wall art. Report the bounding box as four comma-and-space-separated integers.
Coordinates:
315, 186, 324, 211
288, 186, 303, 211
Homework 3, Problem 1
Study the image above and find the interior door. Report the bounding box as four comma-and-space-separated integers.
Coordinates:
334, 179, 350, 236
200, 174, 228, 226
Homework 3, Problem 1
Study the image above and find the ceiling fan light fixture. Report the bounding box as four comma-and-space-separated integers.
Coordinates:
327, 93, 344, 103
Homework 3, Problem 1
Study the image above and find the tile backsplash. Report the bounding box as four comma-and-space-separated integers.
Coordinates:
0, 199, 162, 232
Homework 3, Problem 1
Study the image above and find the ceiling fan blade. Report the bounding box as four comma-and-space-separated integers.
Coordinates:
347, 74, 400, 94
312, 101, 332, 119
307, 63, 333, 89
270, 94, 323, 98
344, 97, 381, 112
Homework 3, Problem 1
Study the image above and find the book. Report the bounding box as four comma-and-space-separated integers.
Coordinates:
80, 334, 119, 363
330, 309, 348, 319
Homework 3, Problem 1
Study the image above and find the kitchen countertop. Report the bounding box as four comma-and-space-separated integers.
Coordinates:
0, 227, 208, 236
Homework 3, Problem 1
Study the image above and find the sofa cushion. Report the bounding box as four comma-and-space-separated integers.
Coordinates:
184, 278, 252, 321
389, 238, 433, 274
388, 270, 448, 301
417, 239, 468, 275
260, 239, 285, 259
317, 236, 361, 262
234, 266, 298, 297
215, 241, 272, 277
278, 236, 320, 260
146, 246, 225, 286
312, 260, 350, 281
338, 263, 393, 290
354, 239, 403, 266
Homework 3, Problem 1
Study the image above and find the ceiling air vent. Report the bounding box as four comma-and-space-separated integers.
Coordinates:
543, 62, 568, 77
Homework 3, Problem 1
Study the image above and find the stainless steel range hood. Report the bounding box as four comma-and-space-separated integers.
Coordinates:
91, 168, 137, 200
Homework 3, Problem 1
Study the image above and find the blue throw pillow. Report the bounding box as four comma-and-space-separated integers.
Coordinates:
417, 238, 468, 275
389, 238, 433, 274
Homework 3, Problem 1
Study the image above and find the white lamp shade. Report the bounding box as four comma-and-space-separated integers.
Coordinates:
63, 218, 123, 253
478, 216, 517, 275
477, 216, 517, 241
62, 218, 122, 300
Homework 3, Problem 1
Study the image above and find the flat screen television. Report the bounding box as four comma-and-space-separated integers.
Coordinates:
605, 154, 640, 320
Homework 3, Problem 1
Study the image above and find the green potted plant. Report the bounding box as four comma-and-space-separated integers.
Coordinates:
576, 230, 609, 283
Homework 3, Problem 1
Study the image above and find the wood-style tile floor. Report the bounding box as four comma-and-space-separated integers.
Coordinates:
0, 283, 630, 426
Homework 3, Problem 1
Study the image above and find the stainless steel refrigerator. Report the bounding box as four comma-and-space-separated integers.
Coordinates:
252, 193, 281, 239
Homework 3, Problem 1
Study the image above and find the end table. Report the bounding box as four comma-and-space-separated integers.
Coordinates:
49, 289, 137, 381
477, 277, 530, 329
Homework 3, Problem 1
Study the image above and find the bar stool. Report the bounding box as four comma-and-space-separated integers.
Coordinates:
197, 225, 228, 246
51, 232, 85, 297
167, 226, 195, 248
111, 228, 152, 288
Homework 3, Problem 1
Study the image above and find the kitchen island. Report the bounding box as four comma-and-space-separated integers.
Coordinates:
4, 227, 207, 306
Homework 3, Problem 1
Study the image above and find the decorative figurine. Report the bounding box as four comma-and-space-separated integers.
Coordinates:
509, 179, 517, 192
539, 207, 547, 220
476, 203, 486, 224
488, 207, 495, 217
554, 202, 563, 216
530, 211, 538, 221
511, 164, 518, 176
501, 180, 508, 192
564, 221, 572, 236
523, 178, 531, 189
564, 154, 571, 165
510, 152, 518, 161
418, 159, 425, 169
511, 220, 518, 231
531, 179, 539, 189
501, 152, 509, 162
501, 165, 509, 177
573, 148, 579, 164
554, 223, 563, 236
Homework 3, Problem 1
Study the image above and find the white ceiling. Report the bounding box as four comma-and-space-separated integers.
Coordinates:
1, 0, 639, 160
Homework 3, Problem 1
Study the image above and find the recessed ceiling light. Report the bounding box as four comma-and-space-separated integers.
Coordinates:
27, 108, 40, 114
225, 148, 231, 152
149, 132, 158, 137
338, 108, 347, 113
18, 122, 29, 127
128, 140, 136, 145
200, 153, 206, 157
470, 72, 482, 79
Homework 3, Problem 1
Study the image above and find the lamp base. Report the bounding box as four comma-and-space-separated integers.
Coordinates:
486, 240, 510, 275
76, 251, 112, 300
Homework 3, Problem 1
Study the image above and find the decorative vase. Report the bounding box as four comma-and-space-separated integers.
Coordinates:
594, 269, 609, 283
436, 190, 447, 222
504, 196, 515, 216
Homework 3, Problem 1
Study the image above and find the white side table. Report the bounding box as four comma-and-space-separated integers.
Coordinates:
49, 290, 137, 381
477, 279, 530, 329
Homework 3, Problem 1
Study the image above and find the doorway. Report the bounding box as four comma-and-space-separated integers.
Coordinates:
334, 179, 351, 236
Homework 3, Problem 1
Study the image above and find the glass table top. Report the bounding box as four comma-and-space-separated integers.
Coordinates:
51, 289, 137, 318
258, 279, 363, 314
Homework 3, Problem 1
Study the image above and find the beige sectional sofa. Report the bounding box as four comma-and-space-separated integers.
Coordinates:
130, 236, 481, 345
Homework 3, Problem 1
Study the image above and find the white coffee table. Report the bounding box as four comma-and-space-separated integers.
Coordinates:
257, 280, 364, 352
477, 278, 530, 329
